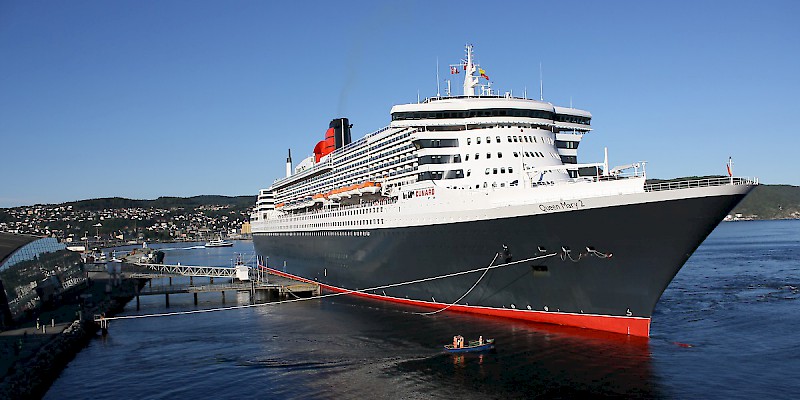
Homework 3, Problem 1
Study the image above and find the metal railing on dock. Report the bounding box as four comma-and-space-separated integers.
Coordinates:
114, 262, 320, 310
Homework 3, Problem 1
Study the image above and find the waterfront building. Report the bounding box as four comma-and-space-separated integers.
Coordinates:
0, 233, 82, 326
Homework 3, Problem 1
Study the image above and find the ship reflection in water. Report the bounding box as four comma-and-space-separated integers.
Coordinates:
317, 299, 657, 399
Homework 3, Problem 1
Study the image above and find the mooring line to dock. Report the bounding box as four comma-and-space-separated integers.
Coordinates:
413, 253, 499, 316
99, 252, 557, 322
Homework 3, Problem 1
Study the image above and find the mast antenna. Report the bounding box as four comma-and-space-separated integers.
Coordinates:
436, 57, 442, 97
539, 62, 543, 101
436, 57, 441, 97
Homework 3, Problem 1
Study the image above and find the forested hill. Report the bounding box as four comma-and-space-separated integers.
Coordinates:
63, 195, 256, 212
8, 184, 800, 221
645, 177, 800, 220
731, 185, 800, 220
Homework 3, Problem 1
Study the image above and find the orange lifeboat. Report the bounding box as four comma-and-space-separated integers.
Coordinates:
329, 188, 343, 201
360, 181, 381, 195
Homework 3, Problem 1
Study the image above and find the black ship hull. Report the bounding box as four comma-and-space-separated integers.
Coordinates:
253, 190, 749, 336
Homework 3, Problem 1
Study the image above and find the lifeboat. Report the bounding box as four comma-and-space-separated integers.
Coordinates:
275, 202, 285, 209
329, 188, 343, 201
360, 181, 381, 195
313, 193, 325, 204
341, 185, 355, 199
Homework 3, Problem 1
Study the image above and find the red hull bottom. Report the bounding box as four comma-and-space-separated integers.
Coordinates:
265, 267, 651, 337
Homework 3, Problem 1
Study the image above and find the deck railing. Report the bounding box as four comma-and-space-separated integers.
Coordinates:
644, 177, 758, 192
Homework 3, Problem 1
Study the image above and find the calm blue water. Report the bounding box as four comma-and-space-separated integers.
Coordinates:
45, 220, 800, 399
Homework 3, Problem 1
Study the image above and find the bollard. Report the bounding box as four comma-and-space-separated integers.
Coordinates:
51, 318, 55, 327
221, 291, 225, 303
165, 293, 170, 308
193, 293, 198, 305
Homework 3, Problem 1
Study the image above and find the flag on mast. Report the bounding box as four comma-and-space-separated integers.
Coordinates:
727, 157, 733, 177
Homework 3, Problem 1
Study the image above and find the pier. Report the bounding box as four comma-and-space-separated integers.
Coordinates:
113, 262, 320, 309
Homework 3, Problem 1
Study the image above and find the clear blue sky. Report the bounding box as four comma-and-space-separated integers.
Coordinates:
1, 1, 798, 208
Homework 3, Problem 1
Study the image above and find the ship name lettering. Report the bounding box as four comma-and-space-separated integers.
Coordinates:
539, 200, 585, 212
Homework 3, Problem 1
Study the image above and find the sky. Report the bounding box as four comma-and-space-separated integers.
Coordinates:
1, 0, 798, 208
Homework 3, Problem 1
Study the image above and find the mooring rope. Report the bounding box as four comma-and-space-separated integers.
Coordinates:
412, 252, 499, 316
99, 252, 557, 322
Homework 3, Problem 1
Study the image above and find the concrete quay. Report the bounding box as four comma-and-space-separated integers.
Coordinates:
0, 273, 141, 399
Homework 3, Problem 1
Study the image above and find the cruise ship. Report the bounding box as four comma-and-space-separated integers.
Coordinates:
251, 45, 756, 337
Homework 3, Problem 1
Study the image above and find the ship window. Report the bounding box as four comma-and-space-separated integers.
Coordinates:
475, 153, 479, 159
514, 136, 519, 142
493, 168, 498, 174
501, 183, 505, 187
486, 136, 491, 143
513, 152, 519, 157
507, 136, 512, 142
532, 136, 536, 143
501, 167, 506, 173
496, 136, 501, 142
445, 169, 464, 179
465, 154, 469, 161
476, 137, 481, 144
485, 168, 491, 175
487, 153, 491, 159
467, 138, 471, 145
497, 152, 502, 158
467, 169, 471, 177
483, 182, 487, 188
509, 167, 513, 173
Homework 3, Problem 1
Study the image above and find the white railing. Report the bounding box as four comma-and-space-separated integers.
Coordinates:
645, 177, 758, 192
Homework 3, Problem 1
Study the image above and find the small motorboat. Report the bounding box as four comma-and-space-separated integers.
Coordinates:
205, 238, 234, 247
444, 336, 495, 353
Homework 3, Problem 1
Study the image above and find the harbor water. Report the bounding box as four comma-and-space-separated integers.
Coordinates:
45, 220, 800, 399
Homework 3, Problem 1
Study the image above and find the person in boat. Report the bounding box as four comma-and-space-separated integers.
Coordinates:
479, 336, 483, 345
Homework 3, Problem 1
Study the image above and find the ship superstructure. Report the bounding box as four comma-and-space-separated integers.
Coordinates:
251, 45, 756, 336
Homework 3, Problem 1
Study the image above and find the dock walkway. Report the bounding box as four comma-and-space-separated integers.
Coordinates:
115, 263, 320, 307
